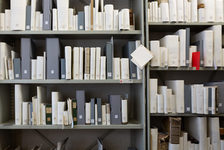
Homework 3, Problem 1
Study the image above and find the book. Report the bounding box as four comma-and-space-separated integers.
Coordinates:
65, 46, 72, 80
57, 0, 69, 30
79, 47, 84, 80
73, 47, 80, 80
106, 103, 110, 125
121, 99, 128, 124
52, 92, 60, 125
78, 11, 85, 30
85, 102, 91, 125
150, 40, 160, 67
100, 56, 106, 80
90, 47, 96, 80
5, 9, 11, 31
60, 59, 66, 79
46, 104, 52, 125
72, 99, 77, 125
106, 42, 113, 79
43, 0, 52, 30
119, 9, 130, 30
57, 101, 65, 125
90, 98, 95, 125
76, 90, 85, 125
105, 4, 114, 30
52, 8, 58, 31
150, 79, 158, 113
110, 95, 121, 125
13, 58, 21, 79
36, 56, 44, 80
95, 47, 101, 80
97, 98, 102, 125
113, 58, 120, 80
120, 58, 129, 80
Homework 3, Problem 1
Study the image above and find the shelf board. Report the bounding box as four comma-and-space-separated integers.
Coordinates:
150, 113, 224, 117
0, 79, 142, 84
150, 67, 224, 71
0, 121, 143, 130
148, 22, 224, 26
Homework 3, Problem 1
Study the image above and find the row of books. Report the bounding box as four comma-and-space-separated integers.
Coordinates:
151, 117, 224, 150
0, 39, 143, 80
148, 0, 224, 23
7, 0, 135, 31
149, 79, 224, 114
150, 25, 223, 68
14, 85, 128, 126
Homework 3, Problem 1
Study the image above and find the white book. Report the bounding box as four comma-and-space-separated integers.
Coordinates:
95, 104, 98, 125
121, 99, 128, 124
102, 105, 106, 125
191, 0, 198, 22
211, 87, 216, 115
57, 0, 69, 30
5, 10, 11, 31
37, 86, 47, 125
160, 47, 168, 67
43, 52, 46, 80
160, 35, 179, 67
191, 85, 197, 114
169, 0, 177, 22
170, 94, 176, 113
187, 1, 191, 22
98, 12, 104, 30
149, 3, 153, 22
10, 0, 27, 31
158, 86, 168, 113
208, 118, 221, 150
151, 128, 158, 150
104, 4, 114, 30
118, 9, 130, 30
52, 9, 58, 31
22, 102, 29, 125
158, 7, 161, 23
57, 102, 65, 125
90, 47, 96, 80
39, 13, 43, 31
67, 99, 73, 125
35, 11, 40, 31
65, 46, 72, 80
100, 56, 106, 80
32, 96, 38, 125
180, 136, 184, 150
31, 0, 37, 30
106, 103, 110, 125
203, 87, 209, 114
215, 0, 223, 22
184, 0, 188, 22
73, 47, 80, 80
183, 132, 188, 150
157, 94, 164, 113
68, 8, 74, 30
152, 2, 158, 22
52, 92, 60, 125
95, 47, 101, 80
85, 102, 91, 124
150, 79, 158, 113
175, 29, 186, 66
79, 47, 84, 80
192, 30, 214, 67
120, 58, 129, 80
31, 59, 37, 80
160, 2, 169, 22
113, 57, 121, 80
84, 5, 91, 31
198, 8, 206, 22
189, 46, 197, 67
63, 111, 69, 125
150, 40, 161, 67
194, 84, 204, 114
36, 56, 44, 80
177, 0, 184, 22
0, 13, 5, 31
113, 10, 119, 30
166, 89, 172, 113
73, 15, 78, 31
205, 0, 215, 22
41, 103, 46, 125
94, 0, 99, 30
207, 25, 222, 67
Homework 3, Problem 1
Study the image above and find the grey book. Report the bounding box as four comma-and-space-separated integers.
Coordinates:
21, 38, 34, 79
43, 0, 52, 30
208, 87, 212, 114
207, 82, 224, 113
90, 98, 95, 125
186, 28, 190, 66
46, 38, 60, 79
184, 85, 192, 113
78, 11, 85, 30
60, 58, 65, 79
97, 98, 102, 125
25, 5, 31, 30
123, 41, 137, 79
106, 42, 114, 79
109, 95, 121, 125
76, 90, 85, 125
13, 58, 21, 79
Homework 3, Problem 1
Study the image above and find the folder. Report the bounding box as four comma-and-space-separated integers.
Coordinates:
110, 95, 121, 124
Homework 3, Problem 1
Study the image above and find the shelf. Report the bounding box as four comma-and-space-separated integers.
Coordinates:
150, 113, 224, 117
150, 67, 224, 71
0, 121, 143, 130
148, 22, 224, 26
0, 30, 142, 39
0, 79, 142, 84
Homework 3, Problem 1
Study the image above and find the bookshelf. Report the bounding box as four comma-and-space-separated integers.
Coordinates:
0, 0, 146, 150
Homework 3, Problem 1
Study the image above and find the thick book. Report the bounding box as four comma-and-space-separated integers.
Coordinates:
72, 99, 77, 125
13, 58, 21, 79
43, 0, 52, 30
109, 95, 121, 124
106, 42, 114, 79
46, 104, 52, 125
46, 38, 60, 79
21, 38, 34, 79
76, 90, 85, 125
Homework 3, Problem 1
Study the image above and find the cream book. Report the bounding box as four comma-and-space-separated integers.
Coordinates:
57, 0, 69, 30
119, 9, 130, 31
84, 5, 91, 31
150, 40, 161, 67
102, 105, 106, 125
113, 58, 121, 80
85, 102, 91, 124
79, 47, 84, 80
95, 47, 101, 80
158, 86, 168, 114
52, 9, 58, 31
0, 13, 5, 31
169, 0, 177, 22
5, 10, 11, 31
104, 4, 114, 30
121, 58, 129, 80
106, 103, 110, 125
36, 56, 44, 80
150, 79, 158, 113
157, 94, 164, 113
90, 47, 96, 80
35, 11, 40, 31
100, 56, 106, 80
68, 8, 74, 31
113, 10, 119, 30
57, 101, 65, 125
52, 92, 60, 125
31, 0, 37, 30
31, 59, 37, 80
65, 46, 72, 80
73, 47, 80, 80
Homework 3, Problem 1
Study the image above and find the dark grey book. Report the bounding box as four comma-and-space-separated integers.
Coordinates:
60, 58, 65, 79
25, 5, 31, 30
123, 41, 137, 79
21, 38, 34, 79
13, 58, 21, 79
97, 98, 102, 125
208, 87, 212, 114
46, 38, 60, 79
78, 11, 85, 30
43, 0, 52, 30
186, 28, 190, 66
106, 42, 113, 79
184, 85, 192, 113
76, 90, 85, 125
90, 98, 95, 125
109, 95, 121, 125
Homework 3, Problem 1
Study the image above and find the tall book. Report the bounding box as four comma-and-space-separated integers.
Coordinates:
25, 6, 31, 30
90, 98, 95, 125
97, 98, 102, 125
76, 90, 85, 125
106, 42, 114, 79
57, 0, 69, 30
109, 95, 121, 124
84, 47, 90, 80
43, 0, 52, 30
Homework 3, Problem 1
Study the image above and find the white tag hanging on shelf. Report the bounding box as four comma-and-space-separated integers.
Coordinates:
131, 45, 153, 70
